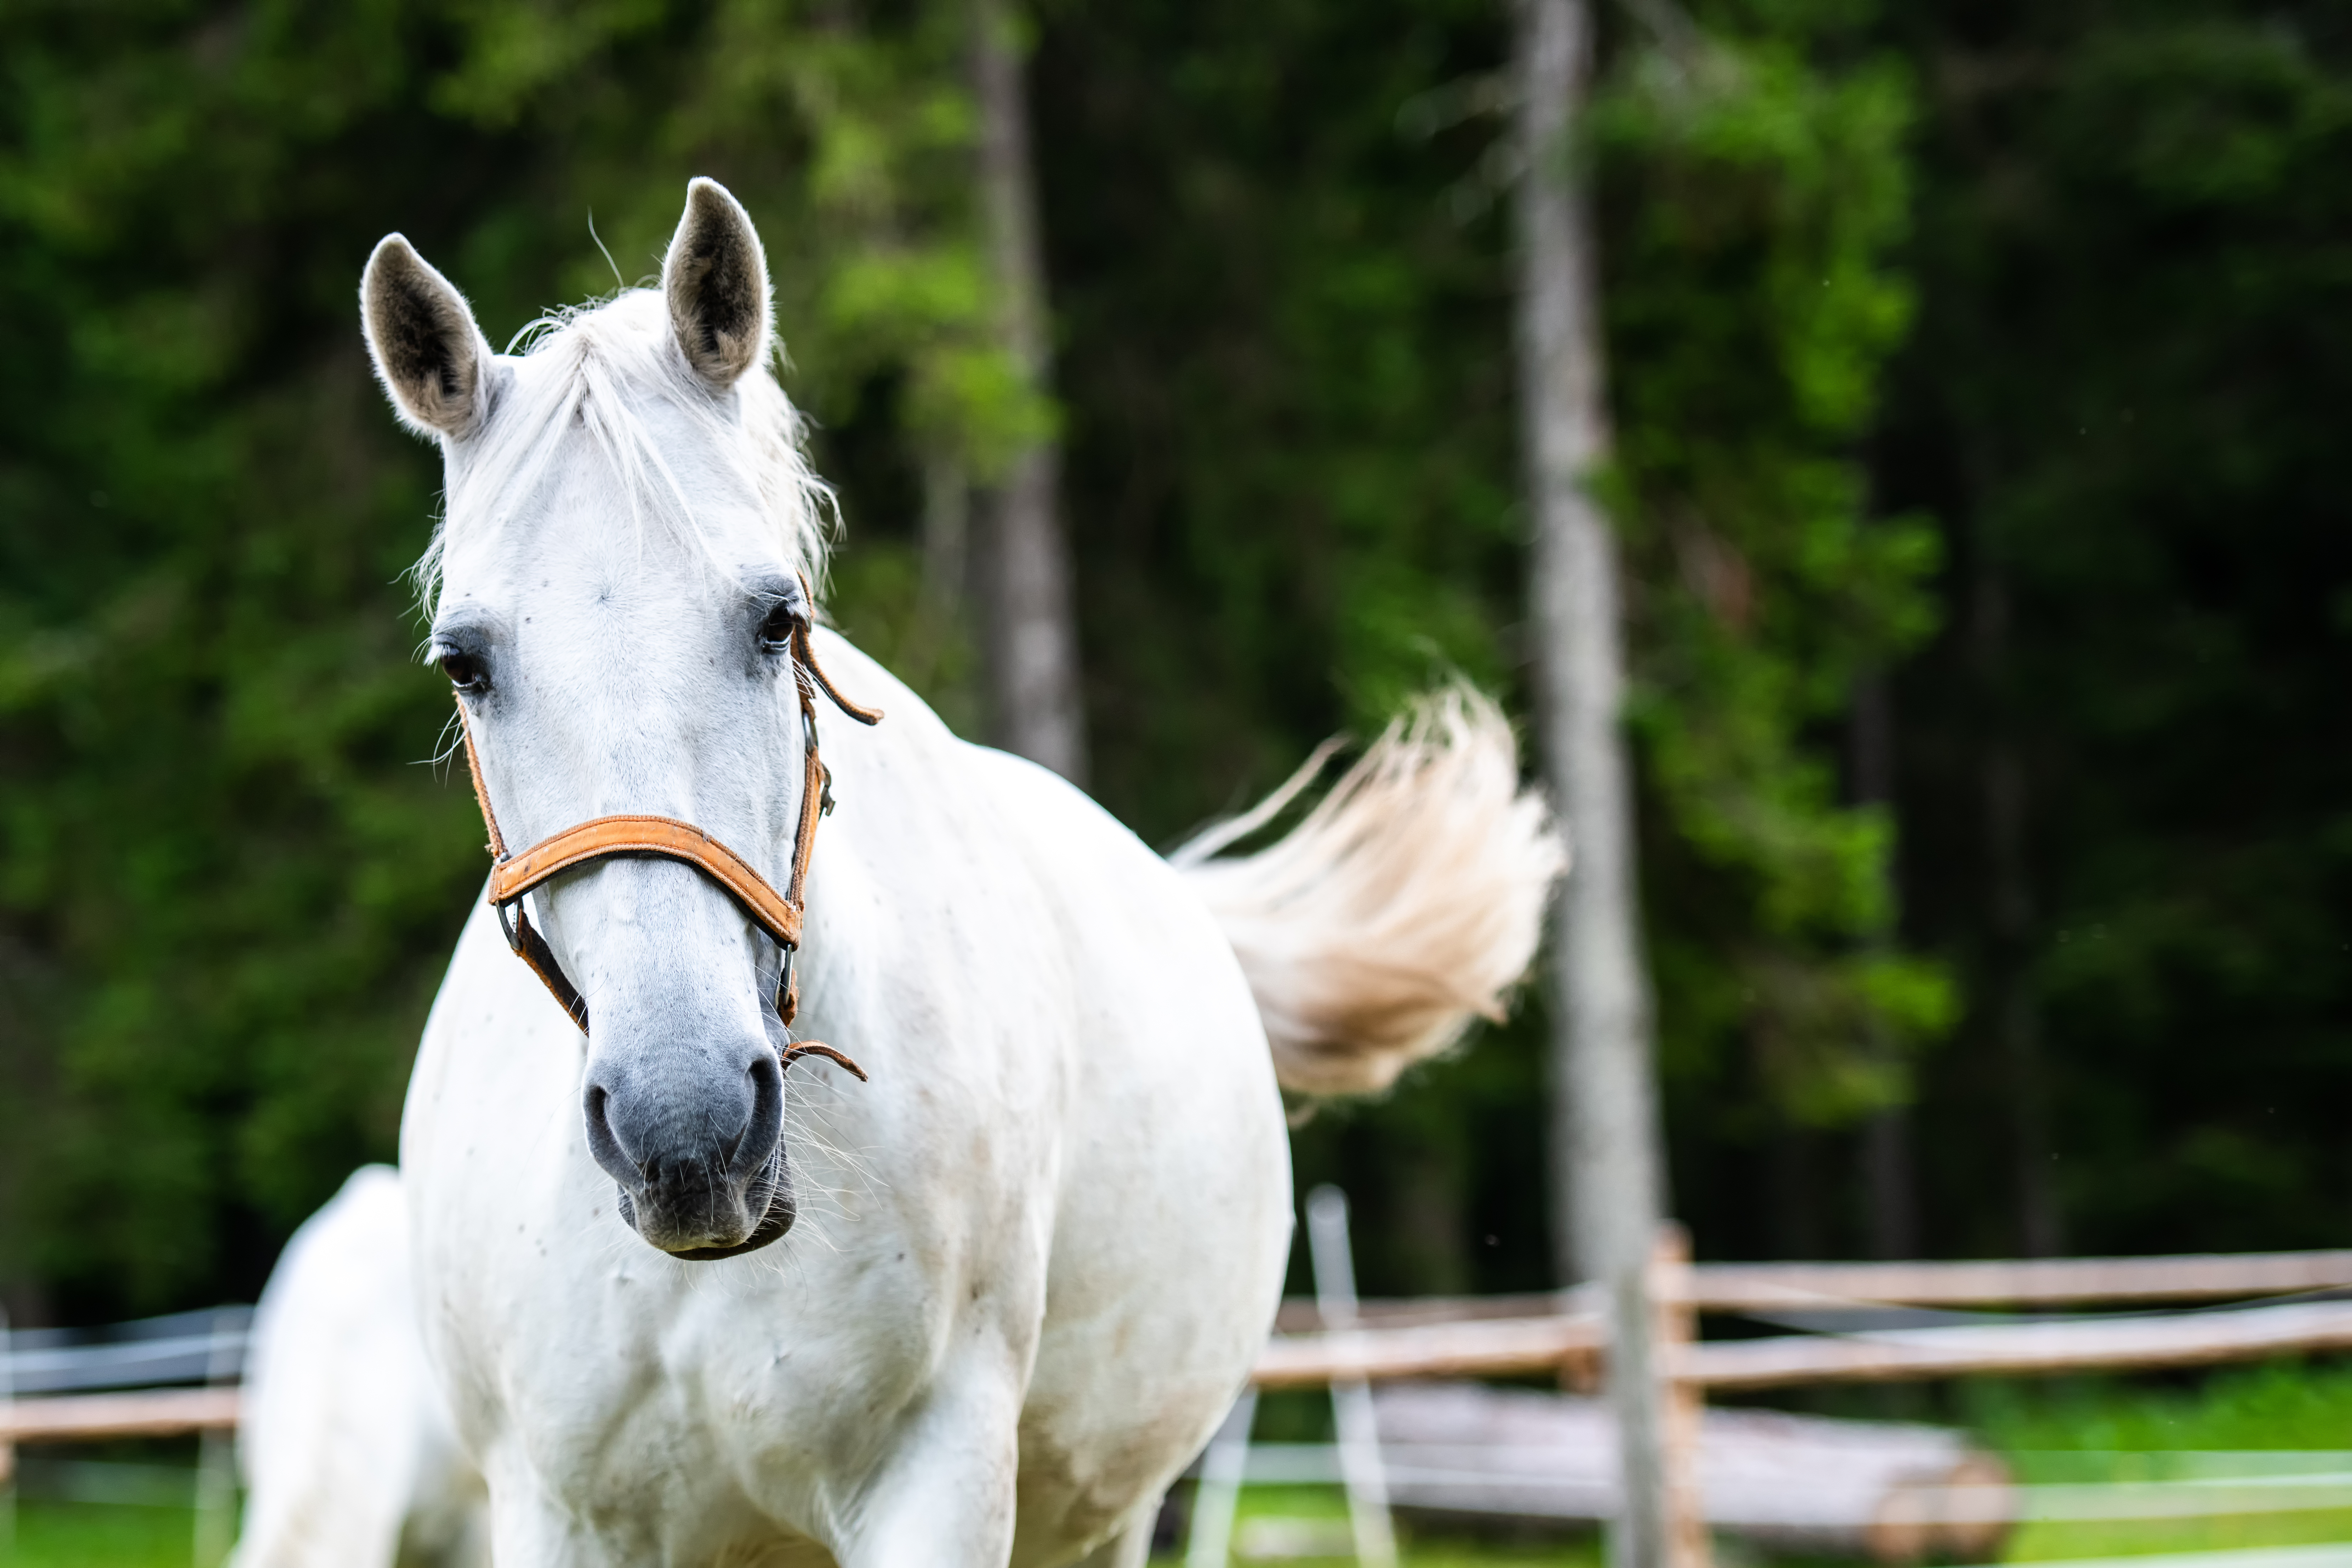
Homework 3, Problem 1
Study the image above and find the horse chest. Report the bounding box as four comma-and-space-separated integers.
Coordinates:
404, 902, 1055, 1526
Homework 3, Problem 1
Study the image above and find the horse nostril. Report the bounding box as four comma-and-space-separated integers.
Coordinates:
581, 1082, 643, 1186
727, 1050, 786, 1184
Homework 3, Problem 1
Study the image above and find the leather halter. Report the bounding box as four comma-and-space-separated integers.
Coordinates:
454, 615, 880, 1079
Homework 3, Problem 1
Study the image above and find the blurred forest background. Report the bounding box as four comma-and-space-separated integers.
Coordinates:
3, 0, 2350, 1324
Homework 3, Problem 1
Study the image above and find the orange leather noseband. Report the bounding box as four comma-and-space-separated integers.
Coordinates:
455, 615, 879, 1076
487, 816, 805, 951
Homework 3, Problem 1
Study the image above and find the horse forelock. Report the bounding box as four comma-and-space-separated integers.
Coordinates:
411, 289, 832, 620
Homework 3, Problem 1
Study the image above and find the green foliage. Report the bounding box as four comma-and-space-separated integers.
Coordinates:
1035, 0, 1529, 841
0, 0, 1938, 1313
1592, 10, 1951, 1131
0, 0, 1017, 1314
1882, 0, 2352, 1255
1, 4, 484, 1309
1034, 0, 1938, 1291
27, 0, 2321, 1320
1031, 0, 1561, 1297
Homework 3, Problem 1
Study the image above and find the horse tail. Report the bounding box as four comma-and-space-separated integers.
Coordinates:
1172, 687, 1566, 1098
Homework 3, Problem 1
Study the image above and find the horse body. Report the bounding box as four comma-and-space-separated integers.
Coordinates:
232, 178, 1559, 1568
231, 1167, 487, 1568
403, 646, 1289, 1564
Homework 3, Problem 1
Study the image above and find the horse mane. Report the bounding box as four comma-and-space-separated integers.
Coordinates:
412, 289, 832, 618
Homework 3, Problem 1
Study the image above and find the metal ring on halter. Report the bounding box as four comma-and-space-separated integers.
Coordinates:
496, 896, 525, 955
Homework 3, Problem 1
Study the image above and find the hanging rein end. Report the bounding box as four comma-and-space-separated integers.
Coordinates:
774, 948, 867, 1083
779, 1042, 869, 1082
791, 621, 884, 727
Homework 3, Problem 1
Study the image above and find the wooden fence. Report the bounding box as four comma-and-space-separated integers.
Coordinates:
1262, 1247, 2352, 1381
1247, 1240, 2352, 1568
1, 1307, 247, 1452
0, 1305, 249, 1566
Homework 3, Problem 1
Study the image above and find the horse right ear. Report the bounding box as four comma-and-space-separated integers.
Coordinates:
662, 178, 771, 391
361, 236, 495, 440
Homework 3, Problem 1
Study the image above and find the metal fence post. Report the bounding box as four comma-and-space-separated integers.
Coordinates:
1305, 1185, 1399, 1568
192, 1306, 239, 1567
1186, 1391, 1259, 1568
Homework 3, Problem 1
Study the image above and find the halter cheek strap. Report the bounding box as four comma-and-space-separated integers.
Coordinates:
455, 617, 880, 1082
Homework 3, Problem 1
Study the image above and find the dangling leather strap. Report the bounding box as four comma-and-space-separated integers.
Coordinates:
455, 618, 881, 1058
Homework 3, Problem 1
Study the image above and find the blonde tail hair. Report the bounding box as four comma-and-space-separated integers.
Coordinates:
1173, 688, 1566, 1097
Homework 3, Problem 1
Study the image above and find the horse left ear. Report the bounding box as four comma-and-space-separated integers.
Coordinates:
663, 178, 772, 390
361, 236, 495, 440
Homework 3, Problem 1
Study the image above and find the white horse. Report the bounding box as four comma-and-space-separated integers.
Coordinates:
232, 1168, 488, 1568
233, 177, 1559, 1568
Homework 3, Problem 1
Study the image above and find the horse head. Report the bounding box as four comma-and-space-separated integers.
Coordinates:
361, 179, 834, 1259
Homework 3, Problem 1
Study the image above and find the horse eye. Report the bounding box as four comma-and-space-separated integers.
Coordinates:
440, 651, 488, 694
757, 599, 801, 652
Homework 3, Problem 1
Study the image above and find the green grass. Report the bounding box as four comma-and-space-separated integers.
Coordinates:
2, 1501, 205, 1568
1969, 1360, 2352, 1456
1961, 1359, 2352, 1563
1174, 1483, 1604, 1566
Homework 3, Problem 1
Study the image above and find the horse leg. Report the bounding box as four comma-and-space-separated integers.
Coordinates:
483, 1469, 650, 1568
1065, 1506, 1156, 1568
830, 1364, 1023, 1568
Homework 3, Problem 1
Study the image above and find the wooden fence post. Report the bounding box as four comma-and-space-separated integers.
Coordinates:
1651, 1225, 1712, 1568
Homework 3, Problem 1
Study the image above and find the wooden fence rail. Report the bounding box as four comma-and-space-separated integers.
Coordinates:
1, 1388, 241, 1443
1, 1303, 250, 1511
1254, 1314, 1604, 1390
1271, 1246, 2352, 1335
1686, 1251, 2352, 1311
1254, 1296, 2352, 1392
1687, 1298, 2352, 1391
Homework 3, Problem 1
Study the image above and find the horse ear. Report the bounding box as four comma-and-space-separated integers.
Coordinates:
663, 177, 771, 390
361, 236, 495, 440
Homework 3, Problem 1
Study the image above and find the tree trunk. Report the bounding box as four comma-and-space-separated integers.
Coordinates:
1862, 1110, 1920, 1260
970, 0, 1088, 784
1973, 566, 2062, 1258
1510, 3, 1685, 1566
1850, 672, 1921, 1260
1767, 1126, 1825, 1262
